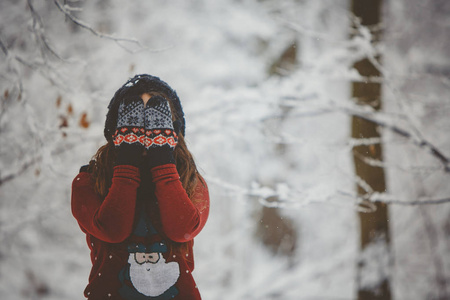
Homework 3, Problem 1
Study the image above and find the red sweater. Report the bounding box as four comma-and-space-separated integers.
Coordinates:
71, 164, 209, 300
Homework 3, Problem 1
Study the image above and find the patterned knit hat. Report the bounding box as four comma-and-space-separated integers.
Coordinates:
104, 74, 185, 142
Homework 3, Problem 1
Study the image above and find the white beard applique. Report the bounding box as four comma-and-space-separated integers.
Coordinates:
128, 252, 180, 297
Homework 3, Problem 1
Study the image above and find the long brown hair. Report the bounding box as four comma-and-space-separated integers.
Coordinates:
89, 94, 203, 260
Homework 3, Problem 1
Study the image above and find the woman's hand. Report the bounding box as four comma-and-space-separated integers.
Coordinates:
144, 95, 179, 168
113, 96, 145, 166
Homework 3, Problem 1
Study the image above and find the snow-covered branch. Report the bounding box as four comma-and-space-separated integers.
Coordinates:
207, 175, 450, 211
276, 96, 450, 173
344, 108, 450, 172
365, 192, 450, 206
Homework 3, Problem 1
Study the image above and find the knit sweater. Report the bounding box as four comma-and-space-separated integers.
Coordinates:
71, 164, 209, 300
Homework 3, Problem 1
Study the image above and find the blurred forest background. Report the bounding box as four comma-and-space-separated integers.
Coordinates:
0, 0, 449, 299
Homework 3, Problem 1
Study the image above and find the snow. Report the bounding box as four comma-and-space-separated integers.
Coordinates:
0, 0, 449, 299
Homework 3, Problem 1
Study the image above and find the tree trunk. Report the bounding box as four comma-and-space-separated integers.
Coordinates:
350, 1, 392, 299
256, 41, 298, 260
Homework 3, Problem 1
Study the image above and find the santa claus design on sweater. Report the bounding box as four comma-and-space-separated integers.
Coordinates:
118, 212, 180, 299
119, 242, 180, 299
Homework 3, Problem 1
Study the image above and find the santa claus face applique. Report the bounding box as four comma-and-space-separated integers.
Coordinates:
118, 242, 180, 300
128, 251, 180, 297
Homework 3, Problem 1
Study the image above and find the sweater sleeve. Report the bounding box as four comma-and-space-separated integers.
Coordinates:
71, 165, 141, 243
151, 164, 210, 243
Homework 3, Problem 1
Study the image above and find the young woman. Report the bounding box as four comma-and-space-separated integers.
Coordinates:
71, 74, 210, 300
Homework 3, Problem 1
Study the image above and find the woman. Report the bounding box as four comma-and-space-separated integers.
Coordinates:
71, 74, 210, 300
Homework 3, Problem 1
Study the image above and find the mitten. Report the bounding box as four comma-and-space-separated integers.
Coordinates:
113, 96, 145, 166
144, 95, 178, 168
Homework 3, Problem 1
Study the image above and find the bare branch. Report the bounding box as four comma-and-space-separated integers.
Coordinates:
14, 55, 60, 88
27, 0, 65, 61
53, 0, 135, 43
53, 0, 172, 53
0, 37, 8, 56
0, 157, 40, 187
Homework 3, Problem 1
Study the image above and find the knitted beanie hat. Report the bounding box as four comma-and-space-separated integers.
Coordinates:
104, 74, 185, 142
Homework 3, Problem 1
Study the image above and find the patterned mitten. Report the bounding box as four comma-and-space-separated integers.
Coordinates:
144, 95, 178, 168
113, 96, 145, 166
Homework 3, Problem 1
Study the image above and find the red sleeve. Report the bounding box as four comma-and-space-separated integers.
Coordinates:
151, 164, 210, 243
71, 165, 141, 243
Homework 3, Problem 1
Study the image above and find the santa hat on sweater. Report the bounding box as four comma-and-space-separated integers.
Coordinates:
104, 74, 185, 142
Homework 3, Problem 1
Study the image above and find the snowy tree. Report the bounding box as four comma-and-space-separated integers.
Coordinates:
0, 0, 449, 299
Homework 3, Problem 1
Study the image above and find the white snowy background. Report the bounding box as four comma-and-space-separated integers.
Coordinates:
0, 0, 449, 299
